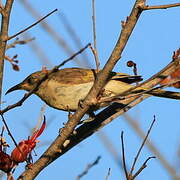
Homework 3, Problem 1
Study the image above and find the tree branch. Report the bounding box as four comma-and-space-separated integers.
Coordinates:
0, 0, 14, 108
6, 9, 57, 41
132, 156, 155, 179
129, 116, 155, 176
91, 0, 100, 71
76, 156, 101, 180
142, 3, 180, 10
121, 131, 129, 180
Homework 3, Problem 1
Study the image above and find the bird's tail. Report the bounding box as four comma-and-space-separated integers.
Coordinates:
130, 87, 180, 100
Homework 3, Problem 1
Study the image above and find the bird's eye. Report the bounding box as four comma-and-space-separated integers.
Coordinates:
27, 78, 33, 84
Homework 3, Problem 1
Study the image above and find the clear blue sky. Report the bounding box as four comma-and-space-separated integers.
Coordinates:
1, 0, 180, 179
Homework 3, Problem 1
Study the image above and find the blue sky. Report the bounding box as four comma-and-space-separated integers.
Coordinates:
1, 0, 180, 179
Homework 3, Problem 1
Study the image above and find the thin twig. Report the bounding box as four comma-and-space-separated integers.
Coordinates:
132, 156, 155, 179
0, 125, 6, 151
0, 43, 90, 114
0, 114, 18, 147
0, 125, 5, 138
92, 0, 100, 71
129, 116, 156, 176
6, 9, 58, 41
105, 168, 111, 180
142, 3, 180, 10
76, 156, 101, 180
121, 131, 129, 180
55, 43, 90, 69
6, 37, 35, 50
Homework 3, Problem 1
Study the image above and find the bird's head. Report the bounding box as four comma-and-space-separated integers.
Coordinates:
6, 71, 48, 95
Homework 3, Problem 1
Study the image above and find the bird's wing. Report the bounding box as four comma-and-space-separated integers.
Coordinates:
49, 68, 142, 85
49, 68, 95, 85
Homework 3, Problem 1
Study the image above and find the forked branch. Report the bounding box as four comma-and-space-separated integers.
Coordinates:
121, 117, 156, 180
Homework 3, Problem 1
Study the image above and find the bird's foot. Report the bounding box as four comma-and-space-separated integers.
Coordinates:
79, 116, 95, 124
66, 106, 74, 120
79, 111, 96, 124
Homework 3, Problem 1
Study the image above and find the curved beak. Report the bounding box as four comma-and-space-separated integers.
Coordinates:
6, 83, 22, 95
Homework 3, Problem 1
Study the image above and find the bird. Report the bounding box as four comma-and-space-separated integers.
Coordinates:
5, 68, 179, 112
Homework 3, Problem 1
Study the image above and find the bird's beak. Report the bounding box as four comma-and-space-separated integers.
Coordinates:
6, 83, 22, 95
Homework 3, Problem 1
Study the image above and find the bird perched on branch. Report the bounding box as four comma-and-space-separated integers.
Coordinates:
6, 68, 180, 112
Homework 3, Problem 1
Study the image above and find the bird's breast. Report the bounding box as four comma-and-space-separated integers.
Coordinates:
42, 81, 93, 111
37, 79, 133, 111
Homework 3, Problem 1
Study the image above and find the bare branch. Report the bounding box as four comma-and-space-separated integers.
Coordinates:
76, 156, 101, 180
6, 37, 35, 50
132, 156, 155, 179
129, 116, 156, 176
7, 9, 58, 41
142, 3, 180, 10
105, 168, 111, 180
121, 131, 129, 180
0, 0, 14, 108
92, 0, 100, 71
0, 114, 18, 147
55, 43, 90, 69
